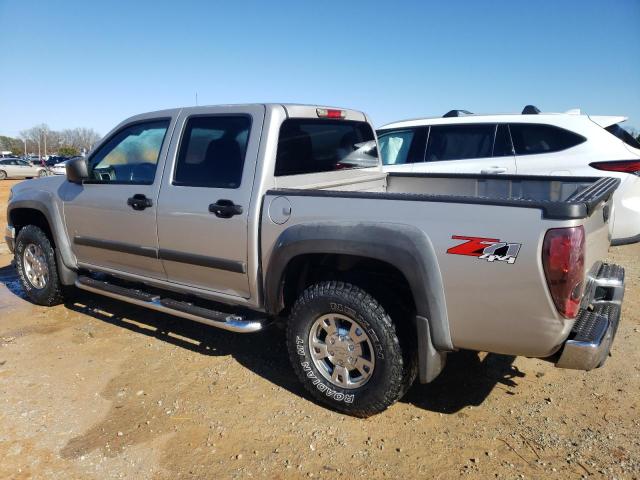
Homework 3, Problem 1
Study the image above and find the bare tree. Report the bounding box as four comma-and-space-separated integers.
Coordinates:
14, 124, 101, 157
60, 127, 101, 154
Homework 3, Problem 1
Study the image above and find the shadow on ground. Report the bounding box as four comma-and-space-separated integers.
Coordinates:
1, 261, 526, 415
0, 261, 25, 299
64, 291, 528, 414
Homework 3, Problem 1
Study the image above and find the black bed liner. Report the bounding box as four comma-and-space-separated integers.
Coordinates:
267, 173, 620, 220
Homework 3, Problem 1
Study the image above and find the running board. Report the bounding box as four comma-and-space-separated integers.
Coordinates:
75, 276, 266, 333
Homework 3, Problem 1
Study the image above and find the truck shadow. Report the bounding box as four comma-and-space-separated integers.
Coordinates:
0, 264, 525, 415
63, 290, 524, 415
402, 351, 524, 413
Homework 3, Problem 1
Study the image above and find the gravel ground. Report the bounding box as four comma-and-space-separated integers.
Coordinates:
0, 179, 638, 479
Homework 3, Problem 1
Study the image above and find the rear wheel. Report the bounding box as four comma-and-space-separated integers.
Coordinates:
286, 281, 416, 417
0, 170, 6, 180
38, 169, 47, 177
15, 225, 65, 306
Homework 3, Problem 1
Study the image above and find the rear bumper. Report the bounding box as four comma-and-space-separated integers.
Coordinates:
556, 263, 625, 370
4, 225, 15, 253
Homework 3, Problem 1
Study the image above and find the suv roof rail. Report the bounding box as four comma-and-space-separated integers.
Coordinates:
522, 105, 541, 114
443, 109, 473, 118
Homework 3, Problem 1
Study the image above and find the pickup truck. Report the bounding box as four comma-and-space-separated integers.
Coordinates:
5, 104, 626, 417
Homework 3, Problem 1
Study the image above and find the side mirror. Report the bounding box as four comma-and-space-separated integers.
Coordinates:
66, 157, 89, 183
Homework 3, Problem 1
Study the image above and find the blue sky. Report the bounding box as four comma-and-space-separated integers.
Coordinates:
0, 0, 638, 137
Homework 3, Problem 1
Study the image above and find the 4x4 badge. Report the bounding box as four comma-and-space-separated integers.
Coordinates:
447, 235, 522, 264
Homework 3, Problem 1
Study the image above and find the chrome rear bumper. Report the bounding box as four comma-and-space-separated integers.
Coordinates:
556, 263, 625, 371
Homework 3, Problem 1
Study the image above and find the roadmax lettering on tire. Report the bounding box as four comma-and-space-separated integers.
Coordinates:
296, 336, 354, 404
301, 361, 354, 404
330, 302, 356, 317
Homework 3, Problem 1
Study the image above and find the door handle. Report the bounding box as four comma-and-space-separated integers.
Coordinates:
127, 194, 153, 211
209, 199, 243, 218
480, 167, 508, 174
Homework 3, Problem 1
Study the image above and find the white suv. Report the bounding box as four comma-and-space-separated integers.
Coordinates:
377, 106, 640, 244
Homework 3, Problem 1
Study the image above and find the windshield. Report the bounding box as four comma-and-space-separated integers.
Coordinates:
605, 123, 640, 149
275, 119, 378, 176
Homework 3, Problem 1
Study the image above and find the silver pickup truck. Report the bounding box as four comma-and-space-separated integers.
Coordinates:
5, 104, 626, 416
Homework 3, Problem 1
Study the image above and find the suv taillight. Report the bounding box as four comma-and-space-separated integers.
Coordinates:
590, 160, 640, 175
542, 226, 585, 319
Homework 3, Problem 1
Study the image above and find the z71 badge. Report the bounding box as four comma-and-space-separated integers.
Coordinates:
447, 235, 522, 264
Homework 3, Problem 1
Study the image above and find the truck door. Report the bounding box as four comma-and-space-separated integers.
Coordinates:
61, 116, 174, 279
156, 105, 265, 298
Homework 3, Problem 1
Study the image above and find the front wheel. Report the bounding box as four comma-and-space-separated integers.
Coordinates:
38, 169, 48, 177
0, 170, 6, 180
286, 281, 416, 417
15, 225, 65, 306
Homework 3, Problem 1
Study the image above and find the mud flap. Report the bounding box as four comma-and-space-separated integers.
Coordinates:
416, 315, 447, 383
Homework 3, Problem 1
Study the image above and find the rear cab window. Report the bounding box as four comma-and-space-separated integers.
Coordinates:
275, 119, 378, 176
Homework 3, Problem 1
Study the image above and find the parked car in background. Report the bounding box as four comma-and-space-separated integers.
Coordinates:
25, 155, 43, 165
377, 106, 640, 245
51, 156, 79, 175
46, 156, 69, 168
0, 158, 48, 179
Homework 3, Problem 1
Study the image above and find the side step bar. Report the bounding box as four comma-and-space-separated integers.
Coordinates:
75, 276, 266, 333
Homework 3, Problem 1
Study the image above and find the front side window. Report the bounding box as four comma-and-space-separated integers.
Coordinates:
377, 129, 416, 165
88, 119, 170, 184
426, 124, 494, 162
275, 119, 378, 176
174, 115, 251, 188
509, 123, 586, 155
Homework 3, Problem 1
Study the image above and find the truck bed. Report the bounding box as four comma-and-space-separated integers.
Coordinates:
276, 172, 620, 220
263, 171, 619, 358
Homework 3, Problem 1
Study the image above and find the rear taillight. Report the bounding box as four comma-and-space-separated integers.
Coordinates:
542, 226, 585, 319
590, 160, 640, 175
316, 108, 346, 119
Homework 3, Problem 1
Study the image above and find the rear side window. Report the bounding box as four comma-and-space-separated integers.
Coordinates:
378, 129, 416, 165
275, 119, 378, 176
174, 115, 251, 188
426, 124, 494, 162
510, 124, 585, 155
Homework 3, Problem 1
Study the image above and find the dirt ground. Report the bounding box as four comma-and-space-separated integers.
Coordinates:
0, 178, 638, 479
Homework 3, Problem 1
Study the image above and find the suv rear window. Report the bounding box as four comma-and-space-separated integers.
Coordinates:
510, 124, 585, 155
275, 119, 378, 176
605, 123, 640, 149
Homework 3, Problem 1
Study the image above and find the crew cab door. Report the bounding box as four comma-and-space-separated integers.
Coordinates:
156, 105, 265, 298
60, 116, 174, 279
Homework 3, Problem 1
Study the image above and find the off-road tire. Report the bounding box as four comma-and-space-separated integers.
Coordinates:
15, 225, 65, 306
286, 281, 416, 417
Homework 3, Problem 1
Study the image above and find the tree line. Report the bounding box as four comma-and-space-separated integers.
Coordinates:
0, 124, 101, 157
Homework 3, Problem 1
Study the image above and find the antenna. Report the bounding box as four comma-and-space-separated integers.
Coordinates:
195, 92, 198, 106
